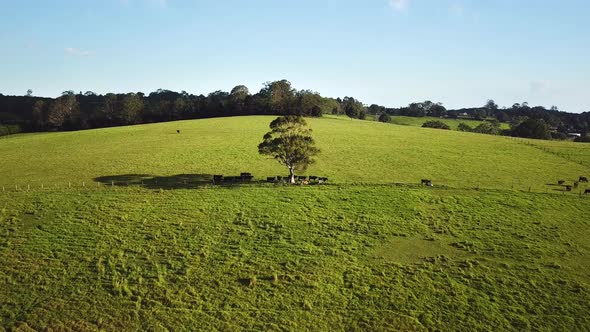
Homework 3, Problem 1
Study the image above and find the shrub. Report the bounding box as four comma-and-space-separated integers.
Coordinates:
472, 122, 500, 135
378, 113, 391, 123
0, 124, 22, 137
457, 123, 472, 132
422, 120, 450, 130
551, 132, 568, 140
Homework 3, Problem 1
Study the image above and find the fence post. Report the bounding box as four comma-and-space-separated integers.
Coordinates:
27, 184, 30, 191
69, 182, 71, 189
83, 182, 85, 188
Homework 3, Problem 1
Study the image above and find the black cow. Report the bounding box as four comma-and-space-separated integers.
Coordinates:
213, 175, 223, 183
585, 189, 590, 195
177, 130, 180, 133
421, 179, 432, 186
267, 177, 276, 183
558, 180, 565, 185
309, 176, 318, 181
580, 176, 589, 183
565, 185, 572, 192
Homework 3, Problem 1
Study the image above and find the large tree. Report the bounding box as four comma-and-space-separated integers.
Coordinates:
47, 92, 79, 129
258, 116, 320, 184
343, 97, 364, 120
120, 93, 144, 125
260, 80, 295, 114
511, 118, 551, 139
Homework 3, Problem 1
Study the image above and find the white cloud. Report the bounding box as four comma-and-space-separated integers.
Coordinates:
389, 0, 409, 11
65, 47, 94, 57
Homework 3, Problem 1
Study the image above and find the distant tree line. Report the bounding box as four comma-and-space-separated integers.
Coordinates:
1, 82, 589, 141
369, 99, 590, 141
0, 80, 344, 135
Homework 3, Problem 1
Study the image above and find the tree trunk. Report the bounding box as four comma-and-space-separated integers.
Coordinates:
289, 167, 295, 184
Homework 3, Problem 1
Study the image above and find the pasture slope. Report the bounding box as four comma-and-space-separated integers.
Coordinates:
0, 116, 587, 191
1, 116, 590, 331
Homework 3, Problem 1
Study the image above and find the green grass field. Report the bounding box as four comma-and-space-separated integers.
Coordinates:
1, 116, 588, 192
1, 116, 590, 330
2, 186, 589, 330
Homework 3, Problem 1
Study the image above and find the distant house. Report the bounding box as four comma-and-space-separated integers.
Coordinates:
567, 133, 582, 138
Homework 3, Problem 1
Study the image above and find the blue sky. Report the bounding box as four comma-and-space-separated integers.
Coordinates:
1, 0, 588, 112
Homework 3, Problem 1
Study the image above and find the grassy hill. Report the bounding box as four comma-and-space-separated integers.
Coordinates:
0, 116, 588, 192
1, 116, 590, 330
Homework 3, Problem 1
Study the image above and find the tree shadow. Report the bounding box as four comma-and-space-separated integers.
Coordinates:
93, 174, 261, 190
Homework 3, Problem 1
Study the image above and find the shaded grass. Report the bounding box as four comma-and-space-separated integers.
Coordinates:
1, 185, 589, 330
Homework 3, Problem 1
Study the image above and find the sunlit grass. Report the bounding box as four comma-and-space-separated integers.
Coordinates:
1, 186, 589, 330
0, 116, 588, 192
1, 116, 590, 330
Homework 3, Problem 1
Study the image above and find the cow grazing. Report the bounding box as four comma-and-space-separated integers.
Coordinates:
421, 179, 432, 186
558, 180, 565, 185
565, 185, 572, 192
585, 189, 590, 195
177, 130, 180, 134
580, 176, 589, 183
213, 175, 223, 183
267, 177, 276, 183
309, 176, 318, 181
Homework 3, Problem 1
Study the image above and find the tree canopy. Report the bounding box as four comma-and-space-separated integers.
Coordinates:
1, 84, 589, 141
343, 97, 364, 120
258, 116, 320, 184
511, 118, 551, 139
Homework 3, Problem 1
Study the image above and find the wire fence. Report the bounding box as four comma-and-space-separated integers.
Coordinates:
1, 180, 589, 198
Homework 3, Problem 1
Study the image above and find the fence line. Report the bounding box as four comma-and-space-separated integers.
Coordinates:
1, 180, 588, 198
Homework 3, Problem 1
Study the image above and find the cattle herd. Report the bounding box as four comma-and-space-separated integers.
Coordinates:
556, 176, 589, 194
266, 175, 329, 184
418, 176, 589, 194
213, 173, 254, 183
211, 173, 329, 185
